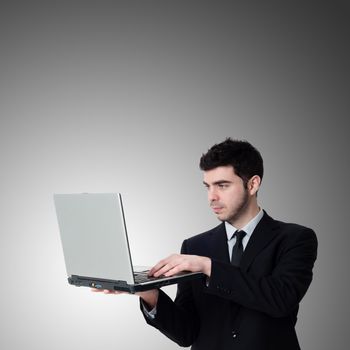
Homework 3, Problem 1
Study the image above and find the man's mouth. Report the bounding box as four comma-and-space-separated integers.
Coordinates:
211, 206, 224, 213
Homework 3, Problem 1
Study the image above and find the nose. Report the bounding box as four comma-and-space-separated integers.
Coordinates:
208, 187, 219, 202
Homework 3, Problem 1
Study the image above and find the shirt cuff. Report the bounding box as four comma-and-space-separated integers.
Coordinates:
141, 300, 157, 319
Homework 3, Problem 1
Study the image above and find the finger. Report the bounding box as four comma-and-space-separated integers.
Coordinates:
149, 258, 170, 276
164, 265, 182, 277
152, 258, 179, 277
153, 263, 173, 277
103, 289, 124, 294
91, 288, 119, 294
162, 257, 196, 276
149, 254, 180, 276
153, 259, 183, 277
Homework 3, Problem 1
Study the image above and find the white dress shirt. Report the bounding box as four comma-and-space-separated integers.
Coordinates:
225, 208, 264, 260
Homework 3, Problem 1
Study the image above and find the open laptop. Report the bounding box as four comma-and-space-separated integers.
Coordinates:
54, 193, 204, 293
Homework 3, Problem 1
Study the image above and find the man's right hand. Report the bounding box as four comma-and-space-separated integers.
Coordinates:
91, 288, 159, 309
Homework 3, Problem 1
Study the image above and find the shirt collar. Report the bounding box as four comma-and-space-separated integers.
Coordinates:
225, 208, 264, 241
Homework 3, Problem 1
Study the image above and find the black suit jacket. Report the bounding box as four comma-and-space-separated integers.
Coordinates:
141, 212, 317, 350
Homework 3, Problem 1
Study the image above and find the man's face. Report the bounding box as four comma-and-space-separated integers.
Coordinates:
203, 166, 250, 224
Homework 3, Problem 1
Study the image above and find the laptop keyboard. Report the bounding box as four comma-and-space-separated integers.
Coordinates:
134, 271, 165, 284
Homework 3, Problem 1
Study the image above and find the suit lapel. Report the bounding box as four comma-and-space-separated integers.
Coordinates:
208, 222, 230, 263
240, 211, 280, 272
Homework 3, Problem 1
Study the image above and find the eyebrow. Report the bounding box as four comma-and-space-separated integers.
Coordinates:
203, 180, 233, 186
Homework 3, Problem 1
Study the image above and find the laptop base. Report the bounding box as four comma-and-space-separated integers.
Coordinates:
68, 273, 204, 294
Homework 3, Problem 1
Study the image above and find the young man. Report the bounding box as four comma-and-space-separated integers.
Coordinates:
97, 139, 318, 350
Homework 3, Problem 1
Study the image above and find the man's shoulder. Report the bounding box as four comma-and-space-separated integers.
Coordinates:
185, 223, 225, 244
265, 214, 317, 243
260, 210, 312, 230
180, 223, 225, 254
274, 218, 315, 235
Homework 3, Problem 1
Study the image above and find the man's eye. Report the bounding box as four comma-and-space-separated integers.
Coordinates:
218, 184, 228, 189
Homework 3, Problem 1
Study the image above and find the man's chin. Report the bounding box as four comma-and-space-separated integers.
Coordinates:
216, 213, 227, 221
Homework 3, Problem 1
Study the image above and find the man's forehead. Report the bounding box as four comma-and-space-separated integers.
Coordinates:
203, 166, 237, 181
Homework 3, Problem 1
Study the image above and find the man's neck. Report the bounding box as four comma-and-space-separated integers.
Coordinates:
228, 203, 260, 230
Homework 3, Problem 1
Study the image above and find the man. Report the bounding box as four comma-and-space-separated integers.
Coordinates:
96, 139, 318, 350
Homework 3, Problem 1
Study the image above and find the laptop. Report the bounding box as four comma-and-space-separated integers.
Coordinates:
53, 193, 204, 293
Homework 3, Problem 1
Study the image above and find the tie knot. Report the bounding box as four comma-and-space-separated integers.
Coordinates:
234, 230, 246, 243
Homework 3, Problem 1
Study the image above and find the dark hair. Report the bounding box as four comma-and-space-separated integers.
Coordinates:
199, 138, 264, 187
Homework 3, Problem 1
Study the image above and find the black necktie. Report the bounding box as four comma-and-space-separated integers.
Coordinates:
231, 230, 246, 266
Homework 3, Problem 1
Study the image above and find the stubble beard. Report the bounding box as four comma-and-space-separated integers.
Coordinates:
218, 189, 250, 224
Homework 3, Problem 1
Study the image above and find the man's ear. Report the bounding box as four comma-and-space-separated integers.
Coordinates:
248, 175, 261, 196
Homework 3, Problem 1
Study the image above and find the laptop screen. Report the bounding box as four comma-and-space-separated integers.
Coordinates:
54, 193, 135, 283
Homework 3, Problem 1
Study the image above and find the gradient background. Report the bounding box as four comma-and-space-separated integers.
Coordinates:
1, 1, 349, 349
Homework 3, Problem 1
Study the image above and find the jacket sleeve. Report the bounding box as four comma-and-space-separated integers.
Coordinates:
140, 240, 200, 347
206, 227, 318, 318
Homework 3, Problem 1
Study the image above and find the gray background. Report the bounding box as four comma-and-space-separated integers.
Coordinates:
1, 1, 349, 349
